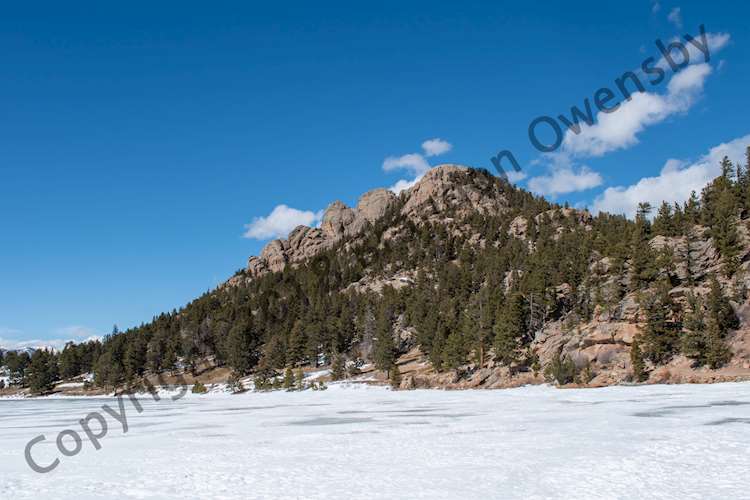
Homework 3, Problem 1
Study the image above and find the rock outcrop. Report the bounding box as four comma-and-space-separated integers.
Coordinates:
237, 165, 510, 280
240, 187, 398, 279
402, 164, 508, 218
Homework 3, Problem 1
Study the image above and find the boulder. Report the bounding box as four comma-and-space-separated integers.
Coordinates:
357, 188, 396, 223
508, 216, 528, 239
321, 201, 356, 240
260, 239, 288, 273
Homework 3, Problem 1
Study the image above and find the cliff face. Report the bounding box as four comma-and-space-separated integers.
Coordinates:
231, 164, 508, 283
226, 164, 750, 389
240, 187, 397, 279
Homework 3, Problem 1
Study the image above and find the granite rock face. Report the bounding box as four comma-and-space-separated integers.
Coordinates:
241, 165, 508, 278
321, 201, 356, 239
402, 164, 508, 218
357, 188, 395, 223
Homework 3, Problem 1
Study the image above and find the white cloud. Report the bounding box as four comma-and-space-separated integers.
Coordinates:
53, 325, 101, 340
667, 7, 683, 29
382, 153, 431, 176
561, 63, 712, 158
389, 176, 423, 194
506, 170, 528, 184
592, 133, 750, 217
383, 153, 430, 193
666, 62, 711, 94
243, 204, 324, 240
556, 31, 729, 161
527, 166, 603, 196
525, 30, 729, 198
706, 32, 731, 54
655, 32, 730, 72
384, 137, 453, 193
421, 138, 453, 157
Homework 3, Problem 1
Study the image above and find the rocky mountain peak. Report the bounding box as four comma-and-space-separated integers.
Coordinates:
321, 200, 356, 239
237, 164, 510, 282
402, 164, 509, 218
357, 188, 395, 222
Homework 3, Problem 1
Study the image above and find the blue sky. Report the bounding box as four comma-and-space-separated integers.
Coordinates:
1, 0, 749, 347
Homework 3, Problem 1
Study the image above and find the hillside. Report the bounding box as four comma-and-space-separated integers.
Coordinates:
6, 156, 750, 393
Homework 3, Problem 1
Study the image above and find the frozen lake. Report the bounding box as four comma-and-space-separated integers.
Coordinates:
2, 382, 750, 499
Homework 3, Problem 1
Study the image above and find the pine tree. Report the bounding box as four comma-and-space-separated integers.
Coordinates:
630, 337, 647, 382
295, 367, 305, 390
181, 334, 199, 376
684, 191, 700, 224
706, 275, 739, 332
389, 362, 402, 389
225, 320, 258, 375
704, 316, 732, 369
493, 292, 527, 366
304, 309, 323, 367
253, 365, 275, 391
58, 342, 80, 380
474, 289, 495, 366
5, 351, 30, 386
191, 381, 208, 394
288, 319, 307, 366
711, 187, 740, 276
147, 337, 164, 373
630, 202, 656, 290
373, 305, 395, 372
162, 338, 178, 375
652, 201, 674, 236
442, 330, 467, 370
330, 352, 346, 381
639, 281, 681, 364
682, 293, 708, 364
283, 367, 295, 389
682, 280, 736, 368
543, 352, 576, 385
26, 349, 57, 395
124, 334, 147, 381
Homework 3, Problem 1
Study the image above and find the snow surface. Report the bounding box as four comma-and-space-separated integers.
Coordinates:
54, 382, 85, 389
2, 382, 750, 499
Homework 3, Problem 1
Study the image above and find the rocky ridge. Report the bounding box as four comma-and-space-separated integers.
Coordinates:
229, 164, 504, 285
230, 163, 750, 389
242, 186, 396, 278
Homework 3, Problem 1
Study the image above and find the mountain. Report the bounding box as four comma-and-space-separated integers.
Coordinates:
12, 157, 750, 391
0, 347, 37, 356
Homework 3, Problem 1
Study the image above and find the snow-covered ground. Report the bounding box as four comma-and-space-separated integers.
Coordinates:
1, 382, 749, 499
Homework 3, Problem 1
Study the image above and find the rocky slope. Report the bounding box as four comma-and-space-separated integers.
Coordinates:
228, 164, 750, 389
